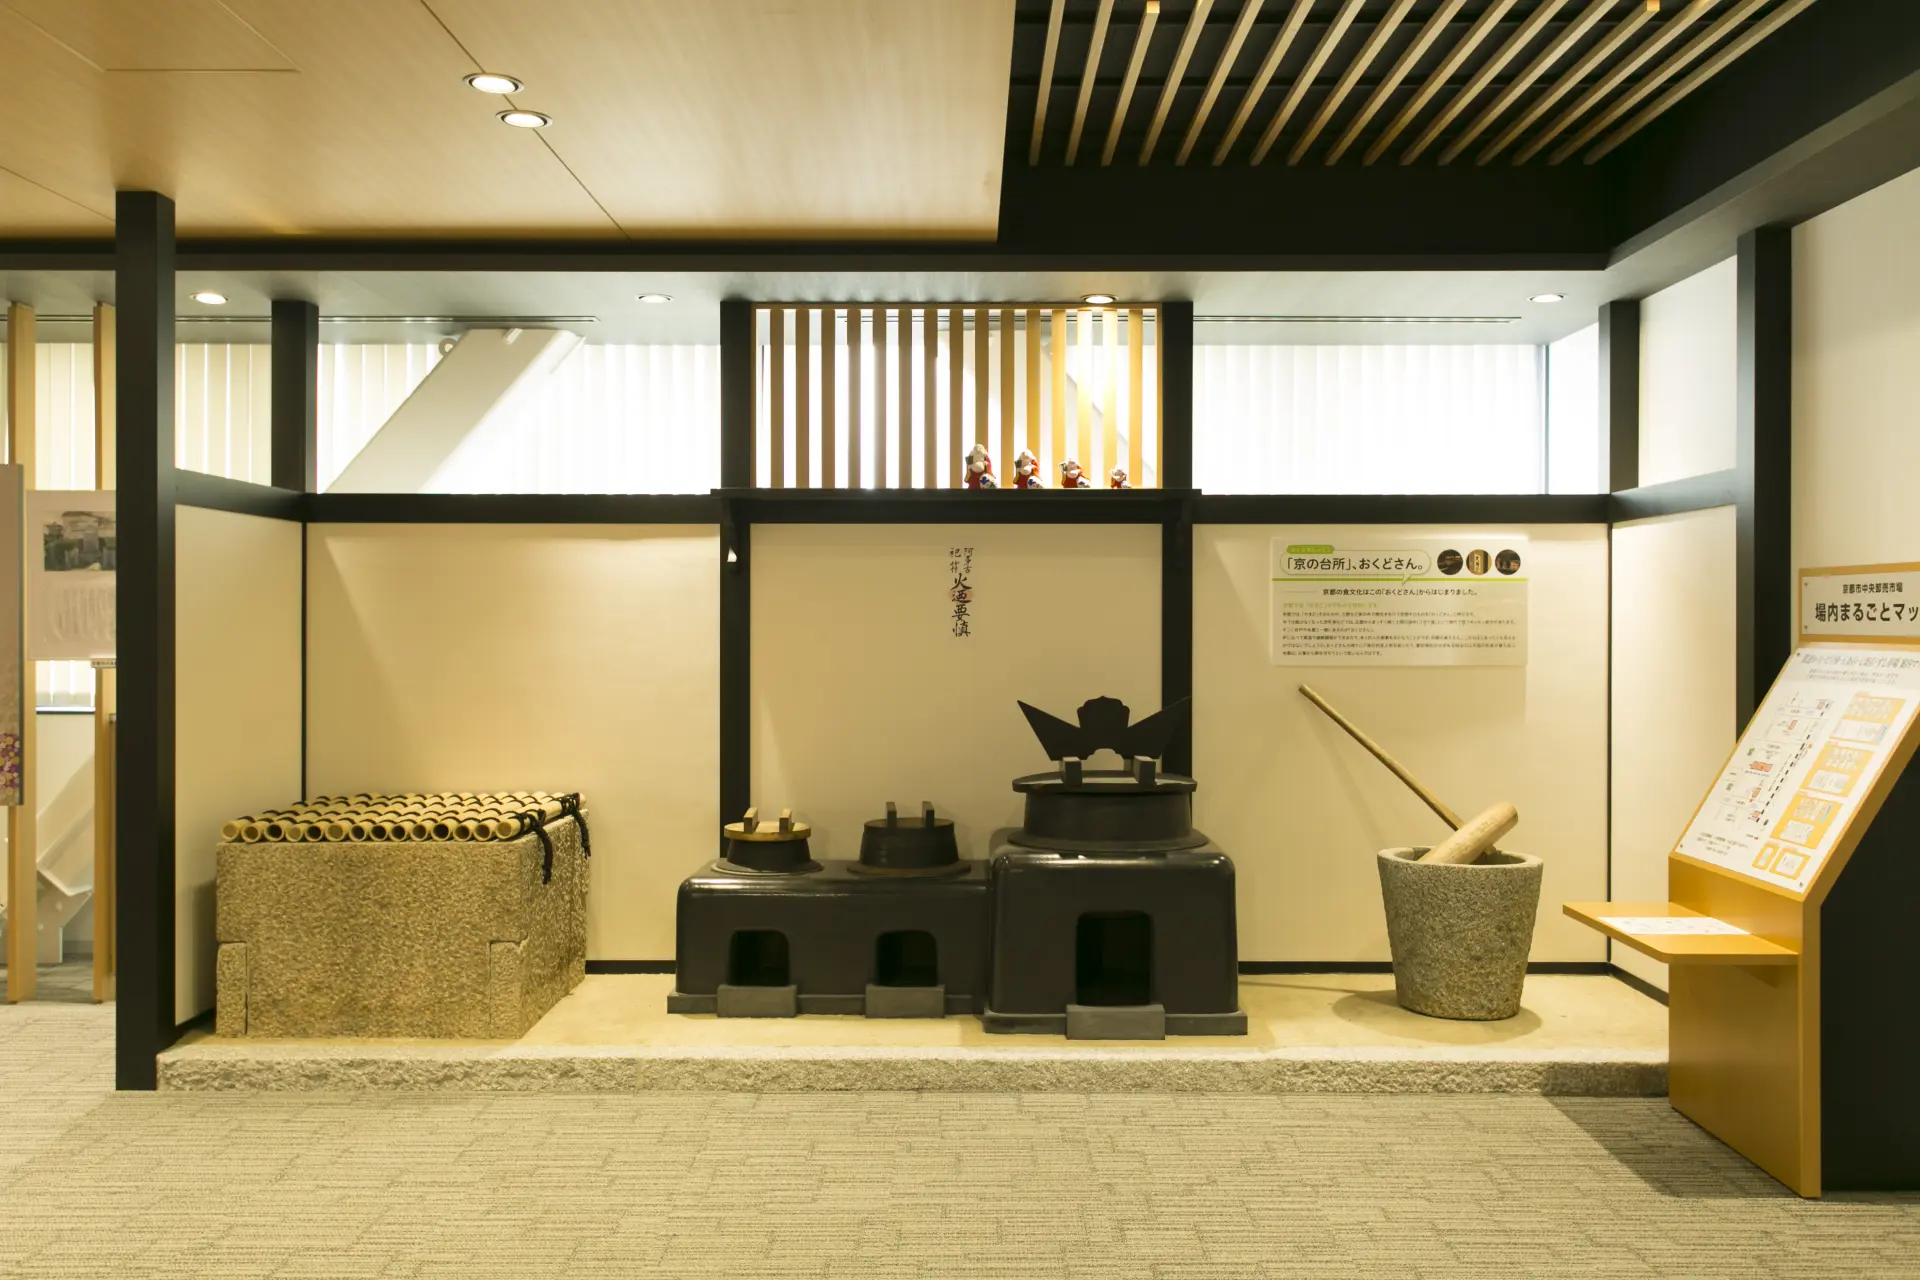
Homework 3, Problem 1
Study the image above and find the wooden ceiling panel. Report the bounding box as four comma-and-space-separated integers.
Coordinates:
2, 0, 294, 71
0, 2, 618, 236
427, 0, 1017, 239
0, 166, 113, 233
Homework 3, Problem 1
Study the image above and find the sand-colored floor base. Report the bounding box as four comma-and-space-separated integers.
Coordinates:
159, 972, 1667, 1094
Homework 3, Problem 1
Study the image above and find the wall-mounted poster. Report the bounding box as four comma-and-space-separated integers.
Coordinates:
0, 467, 21, 805
1270, 535, 1529, 666
28, 490, 116, 661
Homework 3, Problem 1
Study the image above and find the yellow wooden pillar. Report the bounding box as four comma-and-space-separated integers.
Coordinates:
5, 302, 36, 1001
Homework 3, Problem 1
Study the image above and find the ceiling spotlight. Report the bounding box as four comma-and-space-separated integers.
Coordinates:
464, 72, 524, 94
498, 110, 551, 129
637, 293, 672, 305
1082, 293, 1117, 306
1529, 292, 1566, 304
192, 291, 228, 305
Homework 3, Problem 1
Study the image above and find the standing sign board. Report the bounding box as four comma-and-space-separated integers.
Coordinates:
1564, 561, 1920, 1198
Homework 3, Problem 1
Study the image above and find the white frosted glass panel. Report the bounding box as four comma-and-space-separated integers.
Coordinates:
1194, 344, 1545, 494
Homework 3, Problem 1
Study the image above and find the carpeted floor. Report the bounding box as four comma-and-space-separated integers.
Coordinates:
1, 1002, 1918, 1278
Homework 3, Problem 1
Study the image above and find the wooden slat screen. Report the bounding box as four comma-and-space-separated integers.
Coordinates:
754, 305, 1159, 490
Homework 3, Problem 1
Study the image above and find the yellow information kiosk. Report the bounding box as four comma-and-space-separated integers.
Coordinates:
1568, 562, 1920, 1197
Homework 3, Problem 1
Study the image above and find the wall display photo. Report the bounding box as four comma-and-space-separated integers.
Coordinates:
1676, 645, 1920, 896
1269, 535, 1529, 666
29, 490, 116, 661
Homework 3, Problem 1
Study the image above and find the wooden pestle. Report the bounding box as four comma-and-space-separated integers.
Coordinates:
1299, 684, 1506, 856
1418, 802, 1518, 865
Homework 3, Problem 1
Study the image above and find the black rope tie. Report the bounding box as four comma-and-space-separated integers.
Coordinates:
523, 811, 556, 884
561, 793, 591, 859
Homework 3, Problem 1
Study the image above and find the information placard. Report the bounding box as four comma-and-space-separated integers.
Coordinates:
1269, 535, 1528, 666
1800, 564, 1920, 643
1675, 645, 1920, 894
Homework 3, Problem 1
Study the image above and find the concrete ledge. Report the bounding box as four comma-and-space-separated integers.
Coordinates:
157, 1041, 1666, 1096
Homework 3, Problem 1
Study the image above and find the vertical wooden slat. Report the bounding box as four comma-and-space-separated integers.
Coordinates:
1050, 308, 1067, 477
1103, 307, 1119, 486
997, 308, 1014, 471
897, 309, 913, 489
1076, 308, 1094, 477
1024, 309, 1041, 462
93, 303, 117, 1002
875, 310, 889, 488
948, 307, 965, 487
1128, 307, 1145, 489
794, 308, 812, 489
922, 307, 938, 488
768, 308, 786, 489
4, 303, 35, 1002
973, 307, 990, 468
847, 309, 864, 488
820, 309, 838, 490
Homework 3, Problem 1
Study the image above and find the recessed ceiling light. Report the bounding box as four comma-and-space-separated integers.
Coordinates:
1082, 293, 1117, 306
192, 291, 227, 305
1529, 292, 1566, 304
637, 293, 672, 305
498, 110, 551, 129
464, 72, 524, 94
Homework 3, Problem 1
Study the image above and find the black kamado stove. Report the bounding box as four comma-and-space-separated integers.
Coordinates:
982, 696, 1246, 1039
668, 804, 989, 1018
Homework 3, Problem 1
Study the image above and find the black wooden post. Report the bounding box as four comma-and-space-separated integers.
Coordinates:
718, 300, 754, 847
115, 191, 178, 1090
1735, 227, 1793, 730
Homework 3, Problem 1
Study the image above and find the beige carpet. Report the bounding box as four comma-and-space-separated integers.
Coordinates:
4, 1003, 1920, 1278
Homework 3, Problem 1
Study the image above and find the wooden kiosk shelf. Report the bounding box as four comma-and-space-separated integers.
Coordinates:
1567, 570, 1920, 1198
1561, 902, 1799, 966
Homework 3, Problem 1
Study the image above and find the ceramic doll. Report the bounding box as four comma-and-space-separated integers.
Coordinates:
1013, 450, 1045, 488
963, 442, 998, 489
1059, 459, 1092, 488
1109, 467, 1131, 489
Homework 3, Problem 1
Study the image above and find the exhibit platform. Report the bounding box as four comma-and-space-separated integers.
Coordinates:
157, 972, 1667, 1095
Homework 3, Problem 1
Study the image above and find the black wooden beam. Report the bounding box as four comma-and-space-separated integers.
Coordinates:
1735, 226, 1794, 732
720, 300, 754, 490
1158, 301, 1195, 773
1158, 302, 1194, 492
114, 191, 178, 1091
718, 300, 754, 852
1600, 300, 1640, 494
1607, 470, 1738, 524
269, 299, 318, 494
176, 470, 306, 521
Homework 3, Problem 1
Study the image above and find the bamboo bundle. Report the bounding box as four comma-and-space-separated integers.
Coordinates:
218, 792, 586, 844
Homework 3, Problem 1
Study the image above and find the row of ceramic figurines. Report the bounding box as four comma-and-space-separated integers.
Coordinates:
962, 443, 1130, 489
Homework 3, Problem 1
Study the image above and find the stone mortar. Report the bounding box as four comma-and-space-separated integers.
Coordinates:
1376, 845, 1543, 1021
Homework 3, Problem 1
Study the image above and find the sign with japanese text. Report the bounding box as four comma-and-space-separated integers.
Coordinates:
1800, 564, 1920, 643
1269, 536, 1528, 666
1675, 645, 1920, 895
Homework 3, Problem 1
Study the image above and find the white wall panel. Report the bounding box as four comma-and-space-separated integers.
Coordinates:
1609, 507, 1737, 993
1639, 259, 1738, 486
1195, 524, 1609, 961
751, 524, 1160, 863
176, 506, 303, 1021
1794, 164, 1920, 573
305, 524, 718, 960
